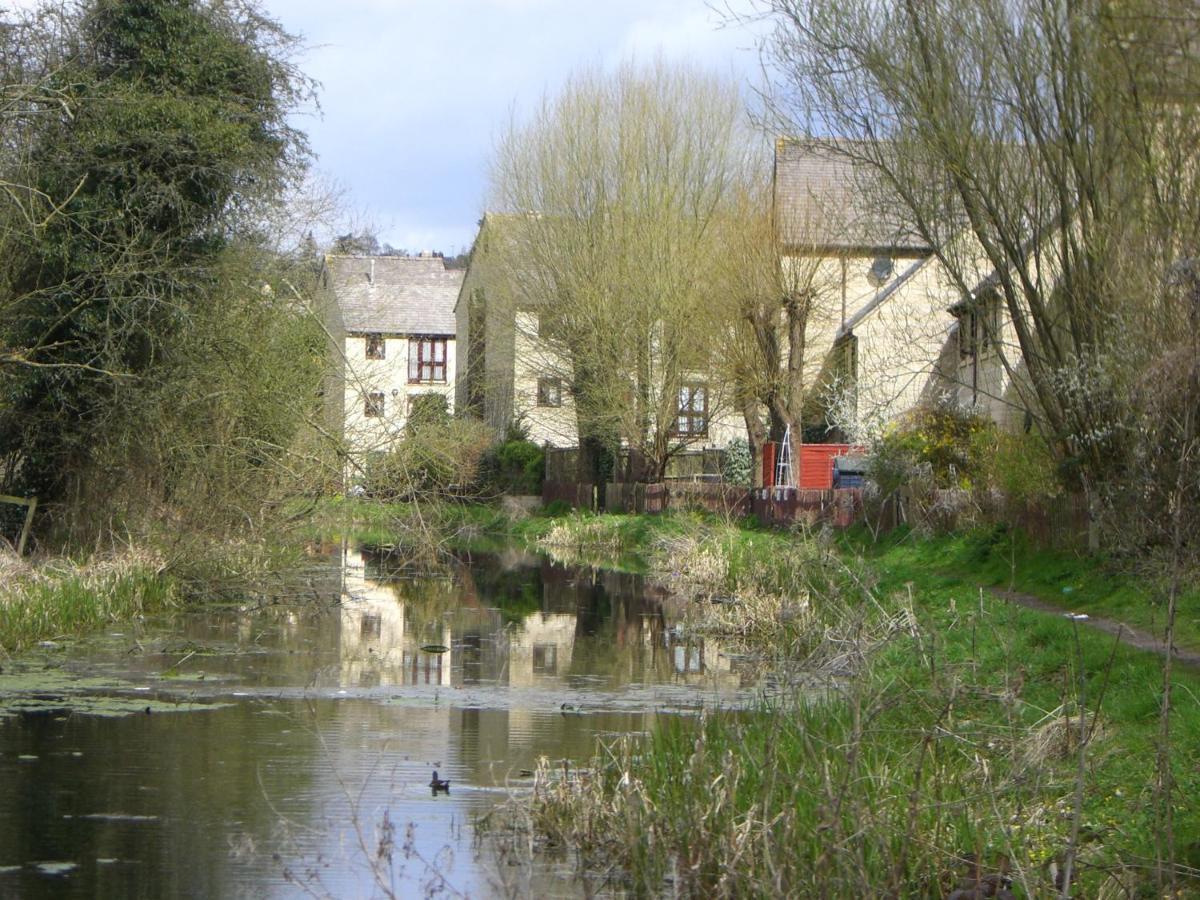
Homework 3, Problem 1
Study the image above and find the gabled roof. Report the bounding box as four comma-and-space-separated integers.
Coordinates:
774, 138, 932, 254
326, 255, 463, 335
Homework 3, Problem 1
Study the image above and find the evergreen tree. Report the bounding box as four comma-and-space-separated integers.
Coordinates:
0, 0, 312, 519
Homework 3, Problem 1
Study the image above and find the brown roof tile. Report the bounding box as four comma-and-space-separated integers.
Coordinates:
774, 139, 931, 253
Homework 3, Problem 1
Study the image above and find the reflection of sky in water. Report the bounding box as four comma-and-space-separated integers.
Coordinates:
0, 546, 790, 898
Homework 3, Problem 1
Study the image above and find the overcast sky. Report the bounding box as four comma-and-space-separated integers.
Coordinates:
257, 0, 770, 253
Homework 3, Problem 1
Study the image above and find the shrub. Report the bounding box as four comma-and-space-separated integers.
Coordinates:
970, 428, 1061, 505
365, 418, 494, 499
870, 405, 990, 490
722, 437, 753, 486
479, 439, 545, 496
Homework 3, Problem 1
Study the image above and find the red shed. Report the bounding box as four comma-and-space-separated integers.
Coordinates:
762, 442, 863, 490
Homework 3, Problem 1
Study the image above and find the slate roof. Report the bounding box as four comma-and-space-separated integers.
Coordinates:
774, 139, 931, 253
326, 255, 463, 335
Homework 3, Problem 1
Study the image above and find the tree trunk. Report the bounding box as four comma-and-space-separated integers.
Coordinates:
740, 390, 768, 488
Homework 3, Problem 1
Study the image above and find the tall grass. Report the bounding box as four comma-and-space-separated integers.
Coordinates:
0, 550, 177, 652
487, 521, 1200, 897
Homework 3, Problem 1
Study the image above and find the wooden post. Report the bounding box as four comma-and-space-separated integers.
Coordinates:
0, 494, 38, 556
17, 497, 36, 557
762, 442, 776, 488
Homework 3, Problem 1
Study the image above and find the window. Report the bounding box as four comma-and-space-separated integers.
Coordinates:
364, 391, 385, 418
365, 333, 385, 360
956, 293, 1001, 358
979, 294, 1002, 352
408, 337, 447, 383
536, 376, 562, 407
835, 333, 858, 382
532, 644, 558, 676
958, 311, 976, 358
360, 614, 382, 640
674, 383, 709, 436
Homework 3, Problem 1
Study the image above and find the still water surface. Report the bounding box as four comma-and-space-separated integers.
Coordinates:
0, 546, 777, 898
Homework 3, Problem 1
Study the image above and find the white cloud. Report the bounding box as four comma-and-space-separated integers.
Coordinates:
614, 6, 749, 64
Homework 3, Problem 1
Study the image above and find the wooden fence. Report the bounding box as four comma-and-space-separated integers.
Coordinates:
751, 487, 863, 528
0, 494, 37, 555
604, 482, 750, 517
543, 480, 596, 510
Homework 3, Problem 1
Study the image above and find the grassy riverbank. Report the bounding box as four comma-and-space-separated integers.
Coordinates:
314, 497, 1200, 655
360, 504, 1195, 896
0, 550, 177, 654
0, 530, 310, 654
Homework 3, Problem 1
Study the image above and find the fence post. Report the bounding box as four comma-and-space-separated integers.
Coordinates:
0, 494, 38, 556
17, 497, 36, 556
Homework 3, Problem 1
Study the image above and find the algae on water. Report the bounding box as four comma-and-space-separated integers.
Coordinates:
0, 665, 230, 719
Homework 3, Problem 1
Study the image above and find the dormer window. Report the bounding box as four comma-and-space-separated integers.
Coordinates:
365, 333, 385, 360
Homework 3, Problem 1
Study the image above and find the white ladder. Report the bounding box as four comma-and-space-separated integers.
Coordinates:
775, 425, 794, 488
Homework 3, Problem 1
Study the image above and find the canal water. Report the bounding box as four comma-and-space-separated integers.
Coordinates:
0, 546, 780, 898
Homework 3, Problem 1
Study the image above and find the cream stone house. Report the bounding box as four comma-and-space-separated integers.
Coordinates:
454, 220, 578, 446
453, 141, 1027, 474
777, 139, 1031, 438
773, 138, 940, 438
324, 254, 463, 468
454, 214, 747, 457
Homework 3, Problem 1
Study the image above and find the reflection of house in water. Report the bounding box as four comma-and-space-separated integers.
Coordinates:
334, 545, 761, 693
507, 612, 577, 687
661, 630, 748, 689
338, 546, 453, 687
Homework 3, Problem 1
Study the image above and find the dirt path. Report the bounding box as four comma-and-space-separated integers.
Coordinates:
989, 587, 1200, 670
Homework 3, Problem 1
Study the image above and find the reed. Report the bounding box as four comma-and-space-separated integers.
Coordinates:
0, 548, 177, 652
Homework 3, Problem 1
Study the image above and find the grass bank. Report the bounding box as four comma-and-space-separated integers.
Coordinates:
851, 524, 1200, 655
446, 509, 1200, 896
0, 523, 313, 654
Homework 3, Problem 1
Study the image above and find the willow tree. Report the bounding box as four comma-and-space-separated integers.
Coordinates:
708, 174, 842, 486
756, 0, 1200, 493
489, 61, 754, 482
0, 0, 316, 538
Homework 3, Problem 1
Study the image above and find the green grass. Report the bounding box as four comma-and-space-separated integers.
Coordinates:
0, 562, 177, 653
847, 524, 1200, 654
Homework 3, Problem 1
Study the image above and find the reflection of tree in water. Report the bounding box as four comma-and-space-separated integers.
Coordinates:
542, 564, 672, 683
451, 552, 543, 625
